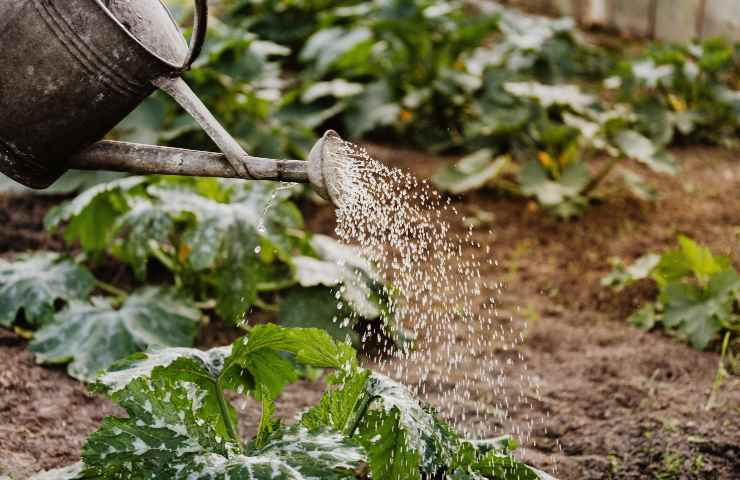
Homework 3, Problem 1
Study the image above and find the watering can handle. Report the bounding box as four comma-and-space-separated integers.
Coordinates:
181, 0, 209, 71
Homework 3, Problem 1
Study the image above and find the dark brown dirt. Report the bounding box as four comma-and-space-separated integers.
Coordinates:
1, 146, 739, 479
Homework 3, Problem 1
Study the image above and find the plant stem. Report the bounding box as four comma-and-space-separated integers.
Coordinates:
257, 279, 296, 292
194, 299, 217, 310
254, 296, 279, 312
216, 375, 243, 449
582, 156, 622, 196
344, 392, 376, 437
493, 179, 524, 197
95, 280, 129, 300
149, 246, 178, 273
705, 332, 731, 411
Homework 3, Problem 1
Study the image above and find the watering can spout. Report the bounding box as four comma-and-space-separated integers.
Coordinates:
69, 129, 348, 207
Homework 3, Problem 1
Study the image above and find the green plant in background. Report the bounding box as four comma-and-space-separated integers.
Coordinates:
113, 16, 316, 161
611, 38, 740, 149
433, 79, 674, 217
96, 1, 738, 218
32, 324, 550, 480
603, 235, 740, 350
278, 0, 501, 148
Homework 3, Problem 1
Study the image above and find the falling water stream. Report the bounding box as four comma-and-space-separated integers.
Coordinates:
321, 139, 549, 458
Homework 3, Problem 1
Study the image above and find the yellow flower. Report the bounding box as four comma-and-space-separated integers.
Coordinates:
399, 109, 414, 123
668, 94, 687, 112
538, 151, 554, 168
178, 243, 192, 263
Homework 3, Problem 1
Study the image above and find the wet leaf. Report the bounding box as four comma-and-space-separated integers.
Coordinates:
293, 235, 385, 320
222, 324, 357, 400
358, 408, 422, 480
29, 288, 201, 382
362, 374, 461, 475
248, 427, 366, 479
0, 252, 95, 328
84, 349, 242, 478
301, 368, 372, 433
84, 326, 365, 479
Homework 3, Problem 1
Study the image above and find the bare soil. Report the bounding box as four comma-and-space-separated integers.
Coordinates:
1, 146, 739, 479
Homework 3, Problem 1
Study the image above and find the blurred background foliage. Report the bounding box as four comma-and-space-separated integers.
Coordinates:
106, 0, 740, 217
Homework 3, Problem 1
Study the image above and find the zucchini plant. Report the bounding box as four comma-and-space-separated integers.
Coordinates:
0, 175, 407, 382
610, 38, 740, 149
603, 235, 740, 350
32, 325, 551, 480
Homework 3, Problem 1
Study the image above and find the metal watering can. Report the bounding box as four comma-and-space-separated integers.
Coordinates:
0, 0, 345, 206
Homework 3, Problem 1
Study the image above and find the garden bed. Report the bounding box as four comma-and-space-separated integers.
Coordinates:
1, 145, 738, 479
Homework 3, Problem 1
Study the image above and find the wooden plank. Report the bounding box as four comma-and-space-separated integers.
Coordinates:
655, 0, 701, 43
702, 0, 740, 41
610, 0, 653, 37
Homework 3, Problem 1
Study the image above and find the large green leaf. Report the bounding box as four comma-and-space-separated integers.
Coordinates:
357, 409, 422, 480
519, 160, 590, 216
278, 287, 358, 344
301, 368, 372, 434
301, 370, 427, 480
0, 252, 95, 328
223, 324, 357, 396
301, 26, 373, 75
44, 176, 148, 253
248, 427, 365, 479
111, 198, 176, 280
362, 374, 461, 476
653, 235, 731, 287
432, 151, 510, 194
661, 269, 740, 350
305, 369, 461, 479
86, 345, 241, 478
303, 368, 539, 480
614, 130, 677, 175
29, 288, 201, 381
293, 234, 385, 320
150, 184, 302, 323
83, 328, 366, 480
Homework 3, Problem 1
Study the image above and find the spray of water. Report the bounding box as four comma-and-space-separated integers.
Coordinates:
325, 139, 546, 450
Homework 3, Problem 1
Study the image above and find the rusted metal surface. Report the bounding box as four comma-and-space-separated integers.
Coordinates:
0, 0, 344, 206
0, 0, 202, 188
0, 0, 252, 188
